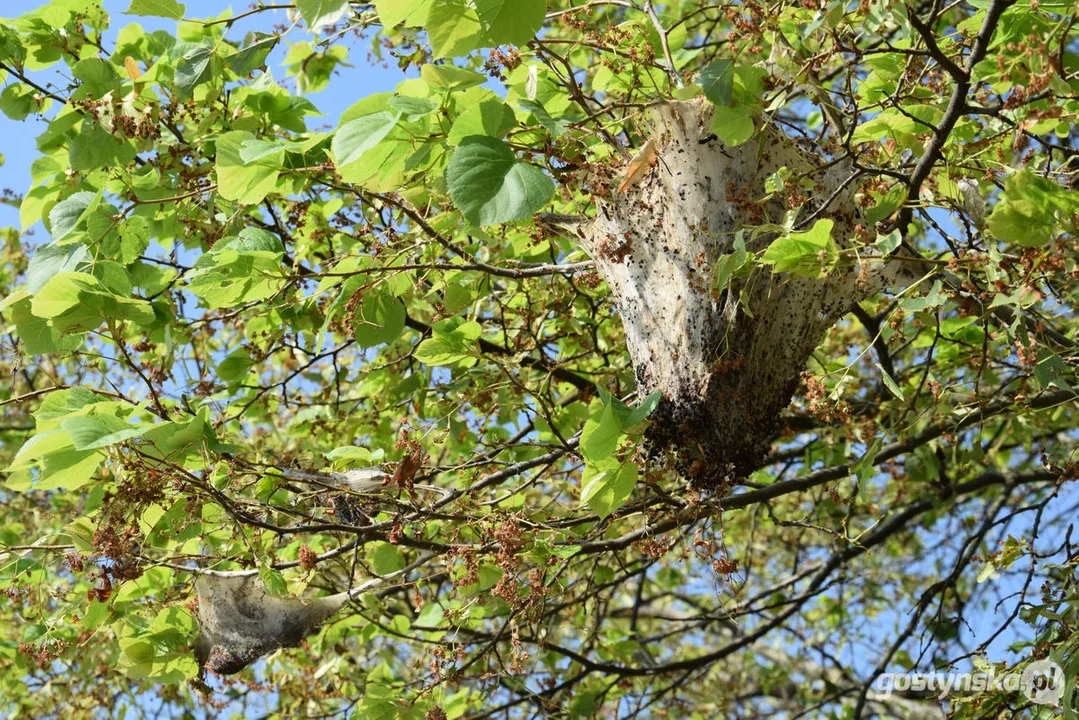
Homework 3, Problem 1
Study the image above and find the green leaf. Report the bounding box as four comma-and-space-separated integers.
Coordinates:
709, 105, 754, 146
12, 299, 59, 355
297, 0, 349, 31
258, 565, 289, 597
374, 0, 432, 28
141, 412, 214, 464
22, 186, 50, 232
1058, 652, 1079, 717
129, 165, 161, 192
699, 59, 734, 106
30, 271, 155, 330
351, 293, 406, 348
73, 59, 121, 98
332, 111, 400, 169
1033, 351, 1074, 392
124, 0, 185, 19
37, 448, 103, 491
30, 272, 98, 318
351, 676, 399, 720
415, 603, 444, 629
626, 390, 663, 427
581, 459, 638, 520
765, 167, 790, 196
225, 33, 278, 76
447, 98, 517, 145
216, 348, 253, 381
1, 83, 35, 121
874, 229, 901, 254
26, 243, 90, 293
335, 133, 413, 189
70, 125, 136, 172
78, 601, 113, 630
0, 25, 24, 67
901, 280, 947, 312
475, 0, 545, 46
186, 229, 288, 309
121, 639, 155, 667
425, 0, 484, 59
712, 234, 748, 292
419, 63, 486, 90
61, 414, 148, 450
866, 184, 906, 225
369, 542, 405, 575
987, 170, 1079, 247
579, 390, 659, 465
760, 219, 839, 278
48, 191, 100, 242
877, 365, 905, 400
325, 446, 384, 465
413, 319, 482, 365
119, 216, 151, 265
33, 388, 111, 431
216, 130, 283, 205
175, 44, 216, 99
238, 139, 287, 164
447, 136, 554, 226
413, 338, 468, 365
216, 227, 285, 255
581, 402, 621, 462
388, 95, 437, 119
518, 98, 572, 137
674, 84, 702, 101
851, 109, 918, 146
8, 429, 73, 472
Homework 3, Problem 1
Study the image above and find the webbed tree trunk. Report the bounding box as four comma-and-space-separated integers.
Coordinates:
195, 573, 348, 675
193, 557, 421, 675
581, 99, 915, 489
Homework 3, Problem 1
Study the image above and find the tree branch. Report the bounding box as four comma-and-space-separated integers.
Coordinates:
897, 0, 1017, 236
